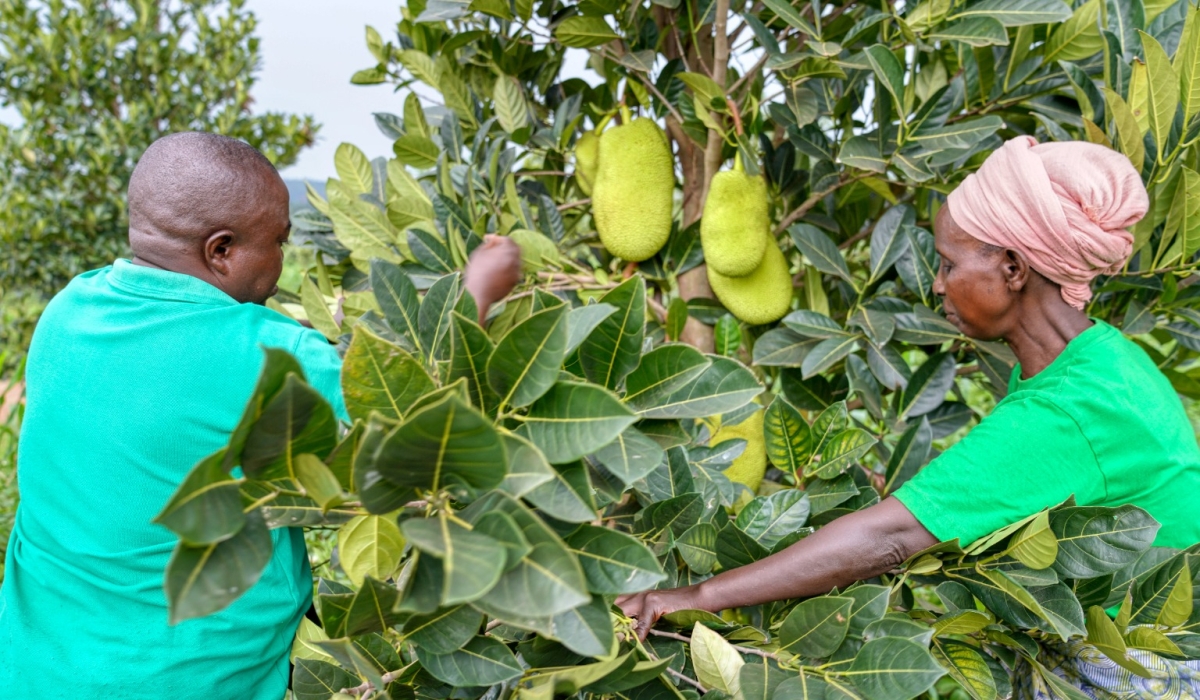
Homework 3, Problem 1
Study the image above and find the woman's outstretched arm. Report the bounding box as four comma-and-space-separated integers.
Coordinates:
616, 497, 938, 639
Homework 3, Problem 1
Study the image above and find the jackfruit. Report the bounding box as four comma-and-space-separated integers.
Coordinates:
714, 410, 767, 493
592, 118, 675, 261
708, 238, 793, 325
574, 130, 600, 196
701, 169, 769, 277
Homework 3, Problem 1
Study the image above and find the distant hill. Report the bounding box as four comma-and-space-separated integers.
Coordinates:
283, 178, 325, 204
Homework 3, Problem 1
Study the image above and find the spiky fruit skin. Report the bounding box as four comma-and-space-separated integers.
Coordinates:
716, 410, 766, 493
701, 170, 769, 277
574, 130, 600, 196
708, 238, 793, 325
592, 118, 674, 261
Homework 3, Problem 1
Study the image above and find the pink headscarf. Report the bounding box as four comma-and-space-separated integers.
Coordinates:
947, 136, 1149, 309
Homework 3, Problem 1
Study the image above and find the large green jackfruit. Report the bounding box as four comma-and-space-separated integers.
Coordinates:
574, 130, 600, 196
592, 118, 674, 261
714, 410, 766, 493
701, 169, 769, 277
708, 238, 793, 325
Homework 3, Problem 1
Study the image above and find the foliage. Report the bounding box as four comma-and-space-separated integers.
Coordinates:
0, 355, 25, 583
0, 0, 319, 361
159, 0, 1200, 697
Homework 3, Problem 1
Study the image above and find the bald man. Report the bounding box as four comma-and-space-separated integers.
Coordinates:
0, 133, 521, 698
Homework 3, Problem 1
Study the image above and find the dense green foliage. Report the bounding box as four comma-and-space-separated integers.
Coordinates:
0, 0, 319, 360
156, 0, 1200, 697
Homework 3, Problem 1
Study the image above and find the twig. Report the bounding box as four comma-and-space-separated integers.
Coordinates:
648, 629, 782, 661
485, 619, 505, 631
557, 198, 591, 211
647, 296, 668, 324
667, 667, 708, 692
728, 52, 769, 96
515, 170, 569, 177
343, 669, 407, 696
773, 174, 871, 235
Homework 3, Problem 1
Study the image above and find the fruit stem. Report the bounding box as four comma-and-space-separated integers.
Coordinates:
733, 151, 744, 173
619, 103, 632, 125
596, 111, 615, 132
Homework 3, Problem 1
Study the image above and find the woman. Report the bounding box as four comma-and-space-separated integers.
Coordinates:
617, 137, 1200, 698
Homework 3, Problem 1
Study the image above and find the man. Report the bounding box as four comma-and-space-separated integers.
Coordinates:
0, 132, 521, 698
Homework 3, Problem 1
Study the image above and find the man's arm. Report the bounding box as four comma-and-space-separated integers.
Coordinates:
464, 235, 522, 325
616, 497, 937, 639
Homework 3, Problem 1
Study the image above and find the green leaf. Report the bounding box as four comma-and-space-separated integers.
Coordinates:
715, 314, 742, 356
736, 490, 811, 549
677, 522, 719, 574
931, 641, 999, 700
948, 0, 1071, 26
789, 224, 853, 283
524, 460, 597, 522
165, 509, 272, 623
335, 142, 373, 194
292, 659, 358, 700
1006, 510, 1059, 570
666, 297, 689, 341
417, 636, 523, 686
1158, 558, 1194, 627
1177, 4, 1200, 119
552, 596, 617, 658
394, 134, 441, 168
1104, 88, 1146, 171
1050, 505, 1160, 579
374, 394, 507, 492
568, 525, 667, 593
801, 336, 859, 379
882, 417, 932, 495
1084, 606, 1152, 677
418, 272, 461, 362
404, 605, 484, 654
371, 259, 423, 353
1139, 30, 1179, 162
579, 276, 646, 390
594, 426, 666, 487
448, 312, 498, 412
1045, 0, 1103, 62
487, 304, 568, 409
634, 356, 761, 420
812, 428, 876, 479
624, 344, 713, 411
566, 303, 618, 356
740, 660, 789, 700
843, 636, 944, 700
649, 493, 705, 539
338, 514, 406, 586
690, 623, 745, 695
677, 72, 725, 106
555, 15, 619, 47
342, 326, 436, 422
864, 45, 905, 109
241, 375, 338, 481
928, 17, 1009, 47
753, 328, 820, 367
154, 449, 243, 546
764, 394, 813, 474
779, 595, 853, 657
294, 453, 345, 511
499, 431, 556, 497
1162, 166, 1200, 264
897, 352, 955, 419
493, 76, 527, 133
521, 381, 638, 463
403, 513, 507, 605
783, 310, 849, 339
716, 522, 771, 569
301, 276, 341, 341
760, 0, 819, 38
320, 576, 407, 637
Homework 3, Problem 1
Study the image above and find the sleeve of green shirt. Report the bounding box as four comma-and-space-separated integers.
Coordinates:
893, 395, 1106, 546
293, 328, 349, 422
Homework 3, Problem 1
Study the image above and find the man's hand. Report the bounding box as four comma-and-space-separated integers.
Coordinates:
464, 235, 523, 324
616, 586, 707, 641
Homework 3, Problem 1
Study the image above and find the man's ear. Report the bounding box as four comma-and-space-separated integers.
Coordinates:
1003, 249, 1030, 292
204, 230, 235, 277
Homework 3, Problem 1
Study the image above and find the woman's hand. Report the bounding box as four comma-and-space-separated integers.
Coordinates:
464, 234, 522, 324
616, 586, 707, 640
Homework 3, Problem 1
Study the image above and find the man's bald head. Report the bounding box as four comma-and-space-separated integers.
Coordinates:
127, 132, 292, 304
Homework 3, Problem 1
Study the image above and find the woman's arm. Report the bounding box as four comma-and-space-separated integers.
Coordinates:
616, 497, 938, 639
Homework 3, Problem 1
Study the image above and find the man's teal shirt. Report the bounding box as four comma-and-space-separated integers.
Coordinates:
0, 260, 345, 698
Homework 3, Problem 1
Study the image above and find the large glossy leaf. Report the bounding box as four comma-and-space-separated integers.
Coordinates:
678, 522, 719, 574
948, 0, 1071, 26
716, 522, 771, 569
524, 460, 597, 522
623, 344, 713, 411
780, 596, 854, 658
552, 596, 617, 658
225, 348, 303, 471
579, 276, 646, 390
373, 394, 507, 492
240, 375, 338, 480
882, 417, 932, 495
929, 16, 1009, 46
154, 449, 243, 546
338, 514, 407, 586
418, 272, 461, 362
789, 224, 853, 282
403, 513, 507, 604
487, 304, 568, 409
404, 605, 484, 654
897, 352, 956, 418
300, 277, 341, 341
320, 576, 407, 637
594, 426, 665, 487
763, 395, 813, 474
740, 660, 789, 700
1050, 505, 1160, 579
637, 356, 761, 419
690, 623, 745, 695
812, 428, 876, 478
292, 659, 358, 700
498, 431, 556, 497
753, 328, 820, 367
371, 259, 423, 353
843, 637, 944, 700
1178, 5, 1200, 119
342, 326, 435, 422
447, 312, 498, 412
566, 303, 618, 355
555, 15, 620, 47
932, 641, 999, 700
165, 509, 273, 623
801, 336, 859, 379
417, 636, 523, 686
864, 44, 905, 110
1140, 30, 1180, 161
568, 525, 667, 593
521, 381, 638, 463
735, 490, 811, 549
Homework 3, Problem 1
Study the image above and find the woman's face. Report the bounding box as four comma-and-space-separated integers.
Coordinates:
932, 206, 1015, 341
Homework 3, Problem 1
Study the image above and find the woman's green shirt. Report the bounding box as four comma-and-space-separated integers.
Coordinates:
895, 320, 1200, 549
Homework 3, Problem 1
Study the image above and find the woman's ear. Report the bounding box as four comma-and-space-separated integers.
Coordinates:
1003, 248, 1030, 292
204, 230, 235, 278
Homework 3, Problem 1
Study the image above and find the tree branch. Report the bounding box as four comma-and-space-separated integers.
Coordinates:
773, 174, 871, 235
648, 629, 783, 662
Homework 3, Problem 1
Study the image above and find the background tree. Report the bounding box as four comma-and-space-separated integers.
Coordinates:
0, 0, 319, 362
155, 0, 1200, 697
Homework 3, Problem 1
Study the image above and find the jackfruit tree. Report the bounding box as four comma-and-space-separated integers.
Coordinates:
156, 0, 1200, 698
